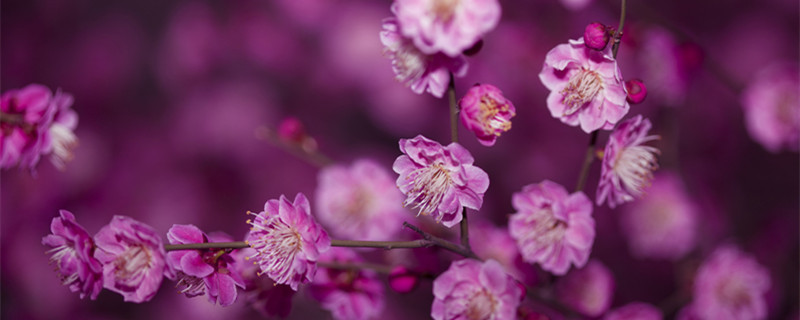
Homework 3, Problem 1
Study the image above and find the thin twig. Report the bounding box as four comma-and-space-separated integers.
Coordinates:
403, 222, 480, 260
254, 126, 334, 168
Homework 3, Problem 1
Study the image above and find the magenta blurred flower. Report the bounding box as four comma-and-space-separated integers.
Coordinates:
603, 302, 663, 320
741, 63, 799, 153
638, 28, 695, 106
539, 38, 630, 133
245, 193, 331, 291
624, 79, 647, 104
392, 135, 489, 227
432, 259, 523, 320
233, 246, 295, 318
469, 220, 529, 283
42, 210, 103, 300
41, 89, 79, 170
556, 260, 614, 317
316, 159, 406, 241
584, 22, 611, 51
309, 247, 385, 320
0, 84, 54, 170
596, 115, 660, 208
94, 215, 173, 303
388, 266, 419, 293
620, 172, 698, 260
391, 0, 501, 57
459, 83, 516, 146
509, 180, 595, 275
692, 245, 771, 320
166, 224, 245, 306
380, 17, 468, 98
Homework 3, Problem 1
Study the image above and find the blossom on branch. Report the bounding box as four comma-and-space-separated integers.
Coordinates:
508, 180, 595, 275
42, 210, 104, 300
539, 38, 629, 133
431, 259, 524, 320
393, 134, 489, 228
94, 215, 173, 303
245, 193, 330, 291
556, 260, 614, 317
166, 224, 245, 306
459, 83, 516, 146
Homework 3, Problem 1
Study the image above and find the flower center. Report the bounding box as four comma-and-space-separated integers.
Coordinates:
525, 207, 567, 250
466, 289, 497, 320
560, 68, 604, 116
431, 0, 460, 23
248, 215, 303, 283
614, 144, 659, 197
404, 163, 453, 217
479, 96, 514, 136
49, 123, 78, 170
716, 276, 752, 311
114, 245, 152, 280
46, 244, 80, 285
393, 45, 427, 85
176, 271, 206, 296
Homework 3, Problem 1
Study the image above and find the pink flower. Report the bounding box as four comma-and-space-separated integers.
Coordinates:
741, 63, 799, 153
315, 159, 407, 241
94, 215, 173, 303
388, 266, 419, 293
42, 210, 103, 300
539, 38, 630, 133
620, 172, 698, 260
692, 245, 771, 320
41, 89, 79, 170
166, 224, 245, 306
469, 220, 531, 283
0, 84, 54, 170
459, 83, 516, 146
309, 248, 385, 320
432, 259, 524, 320
555, 260, 615, 317
245, 193, 331, 291
391, 0, 501, 57
233, 246, 296, 318
596, 115, 660, 208
508, 180, 595, 275
603, 302, 663, 320
392, 135, 489, 228
381, 17, 468, 98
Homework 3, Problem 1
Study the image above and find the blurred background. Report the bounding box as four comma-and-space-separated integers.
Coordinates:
1, 0, 797, 319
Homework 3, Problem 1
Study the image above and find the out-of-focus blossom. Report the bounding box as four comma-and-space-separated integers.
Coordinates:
509, 180, 595, 275
596, 115, 660, 208
388, 266, 419, 293
392, 135, 489, 228
624, 79, 647, 104
166, 224, 245, 306
459, 83, 516, 146
556, 260, 614, 317
741, 63, 799, 153
560, 0, 594, 11
309, 247, 385, 320
316, 159, 406, 241
603, 302, 663, 320
692, 245, 771, 320
584, 22, 611, 51
620, 172, 698, 260
94, 215, 173, 303
42, 210, 103, 300
469, 220, 532, 283
41, 89, 78, 170
233, 246, 295, 318
431, 259, 523, 320
391, 0, 501, 57
1, 84, 54, 169
245, 193, 330, 291
380, 17, 468, 98
539, 38, 629, 133
638, 28, 697, 106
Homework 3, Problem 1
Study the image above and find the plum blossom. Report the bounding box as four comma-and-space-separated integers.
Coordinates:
166, 224, 245, 306
392, 135, 489, 228
432, 259, 524, 320
41, 89, 79, 170
459, 83, 516, 146
596, 115, 660, 208
315, 159, 406, 241
94, 215, 173, 303
245, 193, 330, 291
42, 210, 104, 300
233, 246, 295, 318
391, 0, 501, 57
556, 260, 614, 317
692, 245, 771, 320
309, 248, 385, 320
620, 172, 698, 260
603, 302, 663, 320
1, 84, 55, 170
539, 38, 630, 133
741, 63, 799, 153
508, 180, 595, 275
381, 17, 468, 98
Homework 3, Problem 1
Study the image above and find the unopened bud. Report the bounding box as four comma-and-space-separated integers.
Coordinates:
584, 22, 611, 51
277, 117, 306, 142
625, 79, 647, 104
388, 266, 419, 293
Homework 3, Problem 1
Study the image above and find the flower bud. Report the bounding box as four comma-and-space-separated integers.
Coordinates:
625, 79, 647, 104
584, 22, 611, 51
388, 266, 419, 293
277, 116, 306, 143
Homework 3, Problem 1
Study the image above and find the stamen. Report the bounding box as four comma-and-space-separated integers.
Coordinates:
560, 68, 604, 116
402, 163, 453, 218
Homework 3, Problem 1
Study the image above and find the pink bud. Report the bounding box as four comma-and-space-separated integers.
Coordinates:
277, 116, 306, 142
625, 79, 647, 104
584, 22, 611, 51
388, 266, 418, 293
